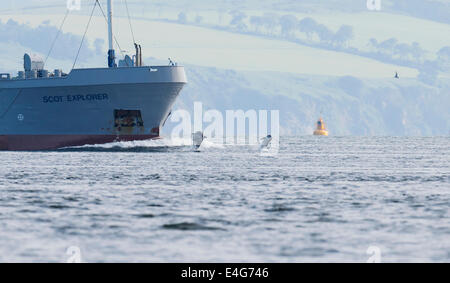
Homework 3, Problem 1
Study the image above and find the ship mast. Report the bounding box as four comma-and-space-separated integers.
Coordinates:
107, 0, 116, 68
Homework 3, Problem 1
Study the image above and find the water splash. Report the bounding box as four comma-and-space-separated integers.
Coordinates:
58, 137, 192, 152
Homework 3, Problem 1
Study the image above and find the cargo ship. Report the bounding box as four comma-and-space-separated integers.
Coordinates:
0, 0, 187, 150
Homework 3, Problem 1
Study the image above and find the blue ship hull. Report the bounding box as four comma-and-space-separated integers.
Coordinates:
0, 66, 187, 150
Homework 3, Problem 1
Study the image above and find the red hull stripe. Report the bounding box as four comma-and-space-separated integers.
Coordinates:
0, 135, 159, 151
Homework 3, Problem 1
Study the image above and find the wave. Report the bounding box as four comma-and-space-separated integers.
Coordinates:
56, 137, 229, 152
56, 137, 191, 152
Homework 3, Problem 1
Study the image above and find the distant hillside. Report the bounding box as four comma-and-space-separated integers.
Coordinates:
0, 14, 420, 78
163, 65, 450, 136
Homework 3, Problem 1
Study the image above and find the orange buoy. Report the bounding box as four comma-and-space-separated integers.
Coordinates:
313, 118, 329, 136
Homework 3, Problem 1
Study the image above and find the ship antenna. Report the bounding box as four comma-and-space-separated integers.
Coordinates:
107, 0, 117, 68
97, 0, 126, 64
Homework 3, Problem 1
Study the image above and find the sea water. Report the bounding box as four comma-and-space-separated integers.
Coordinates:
0, 137, 448, 262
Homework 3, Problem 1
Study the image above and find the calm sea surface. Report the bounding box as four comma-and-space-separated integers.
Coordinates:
0, 137, 449, 262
